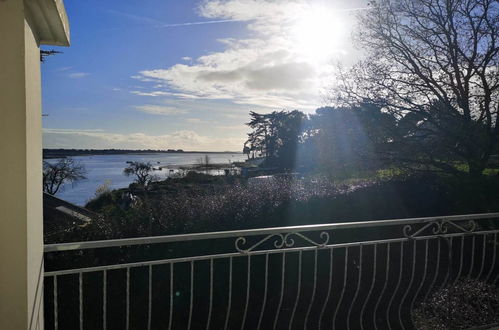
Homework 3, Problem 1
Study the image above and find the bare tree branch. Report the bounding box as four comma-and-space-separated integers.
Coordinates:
331, 0, 499, 176
43, 158, 87, 195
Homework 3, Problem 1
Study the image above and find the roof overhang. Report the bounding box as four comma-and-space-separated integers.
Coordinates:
25, 0, 70, 46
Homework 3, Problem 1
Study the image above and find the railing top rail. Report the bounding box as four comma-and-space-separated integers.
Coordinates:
44, 212, 499, 252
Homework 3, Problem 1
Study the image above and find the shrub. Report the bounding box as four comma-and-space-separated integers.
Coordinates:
412, 279, 499, 329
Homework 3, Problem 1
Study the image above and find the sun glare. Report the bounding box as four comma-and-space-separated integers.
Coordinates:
291, 6, 345, 63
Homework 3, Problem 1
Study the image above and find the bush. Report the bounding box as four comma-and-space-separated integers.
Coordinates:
77, 173, 499, 242
412, 279, 499, 329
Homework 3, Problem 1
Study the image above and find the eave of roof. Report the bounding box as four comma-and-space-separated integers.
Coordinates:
25, 0, 70, 46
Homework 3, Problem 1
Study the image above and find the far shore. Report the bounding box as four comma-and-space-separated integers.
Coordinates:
43, 148, 242, 159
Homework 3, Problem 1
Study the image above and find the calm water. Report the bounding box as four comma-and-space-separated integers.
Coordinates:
47, 153, 245, 206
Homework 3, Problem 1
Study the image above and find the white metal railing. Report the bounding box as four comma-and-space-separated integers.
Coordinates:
43, 213, 499, 329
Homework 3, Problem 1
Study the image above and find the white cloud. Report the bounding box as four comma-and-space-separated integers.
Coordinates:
68, 72, 90, 79
43, 128, 104, 133
56, 66, 73, 72
130, 90, 200, 98
131, 91, 170, 97
182, 56, 192, 61
138, 46, 321, 110
134, 97, 267, 119
43, 128, 245, 151
132, 0, 362, 112
185, 118, 206, 123
133, 105, 188, 116
216, 124, 248, 131
198, 0, 305, 23
108, 8, 248, 29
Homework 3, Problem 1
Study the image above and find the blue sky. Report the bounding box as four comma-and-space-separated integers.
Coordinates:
42, 0, 366, 151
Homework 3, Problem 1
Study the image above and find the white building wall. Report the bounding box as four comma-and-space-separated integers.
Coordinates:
0, 1, 32, 328
0, 1, 69, 329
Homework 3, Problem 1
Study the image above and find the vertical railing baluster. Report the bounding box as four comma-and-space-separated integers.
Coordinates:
103, 270, 107, 330
360, 244, 377, 330
256, 253, 269, 330
386, 242, 403, 330
53, 276, 58, 330
304, 249, 318, 330
224, 257, 233, 330
441, 237, 452, 291
148, 265, 152, 330
289, 251, 303, 330
241, 256, 251, 330
423, 239, 441, 302
373, 243, 391, 330
454, 236, 465, 285
347, 245, 363, 330
399, 239, 417, 329
79, 273, 83, 330
332, 247, 349, 329
126, 267, 130, 330
318, 248, 334, 330
273, 252, 286, 330
206, 259, 214, 330
477, 234, 487, 279
469, 235, 476, 278
187, 261, 194, 330
409, 240, 429, 325
168, 263, 174, 330
487, 233, 497, 282
444, 236, 453, 329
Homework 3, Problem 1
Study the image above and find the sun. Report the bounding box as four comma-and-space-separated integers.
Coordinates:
291, 6, 345, 63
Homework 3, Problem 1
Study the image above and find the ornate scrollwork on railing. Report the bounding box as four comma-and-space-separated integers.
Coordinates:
403, 219, 477, 238
235, 231, 330, 254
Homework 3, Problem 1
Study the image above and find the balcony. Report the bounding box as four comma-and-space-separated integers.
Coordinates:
44, 213, 499, 329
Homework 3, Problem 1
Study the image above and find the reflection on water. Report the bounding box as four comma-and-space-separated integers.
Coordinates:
47, 153, 245, 206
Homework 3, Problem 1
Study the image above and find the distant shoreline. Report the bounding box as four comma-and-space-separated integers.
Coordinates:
43, 149, 242, 159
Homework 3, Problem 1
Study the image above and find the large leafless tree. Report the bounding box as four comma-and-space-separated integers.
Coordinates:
334, 0, 499, 176
43, 158, 87, 195
123, 162, 154, 186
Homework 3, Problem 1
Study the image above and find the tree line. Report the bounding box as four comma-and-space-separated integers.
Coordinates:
244, 101, 499, 176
